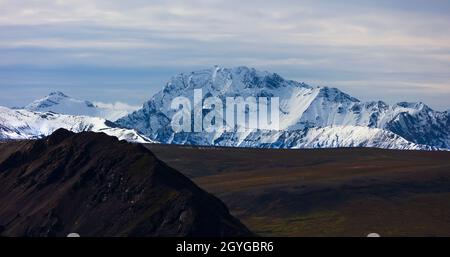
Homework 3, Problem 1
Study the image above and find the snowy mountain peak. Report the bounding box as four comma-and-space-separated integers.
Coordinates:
25, 91, 96, 113
23, 92, 138, 121
117, 66, 449, 150
394, 101, 430, 112
162, 66, 310, 96
48, 91, 69, 97
317, 87, 360, 103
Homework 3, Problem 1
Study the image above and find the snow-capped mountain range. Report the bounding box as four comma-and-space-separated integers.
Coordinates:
116, 66, 449, 150
0, 66, 448, 150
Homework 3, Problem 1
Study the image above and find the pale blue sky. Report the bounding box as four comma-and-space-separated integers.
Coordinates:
0, 0, 449, 110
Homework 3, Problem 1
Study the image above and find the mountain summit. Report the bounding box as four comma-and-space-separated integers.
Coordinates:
25, 91, 97, 115
24, 91, 137, 121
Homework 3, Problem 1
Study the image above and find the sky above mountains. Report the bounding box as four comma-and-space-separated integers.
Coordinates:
0, 0, 449, 110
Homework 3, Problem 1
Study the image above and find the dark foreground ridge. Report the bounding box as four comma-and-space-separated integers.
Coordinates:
0, 129, 252, 237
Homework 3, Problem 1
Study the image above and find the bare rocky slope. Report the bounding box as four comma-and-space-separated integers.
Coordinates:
0, 129, 251, 237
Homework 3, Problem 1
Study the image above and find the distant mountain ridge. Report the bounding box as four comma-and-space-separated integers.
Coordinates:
117, 66, 449, 150
0, 106, 153, 143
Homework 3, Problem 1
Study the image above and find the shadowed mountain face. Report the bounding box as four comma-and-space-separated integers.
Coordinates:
0, 129, 252, 237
